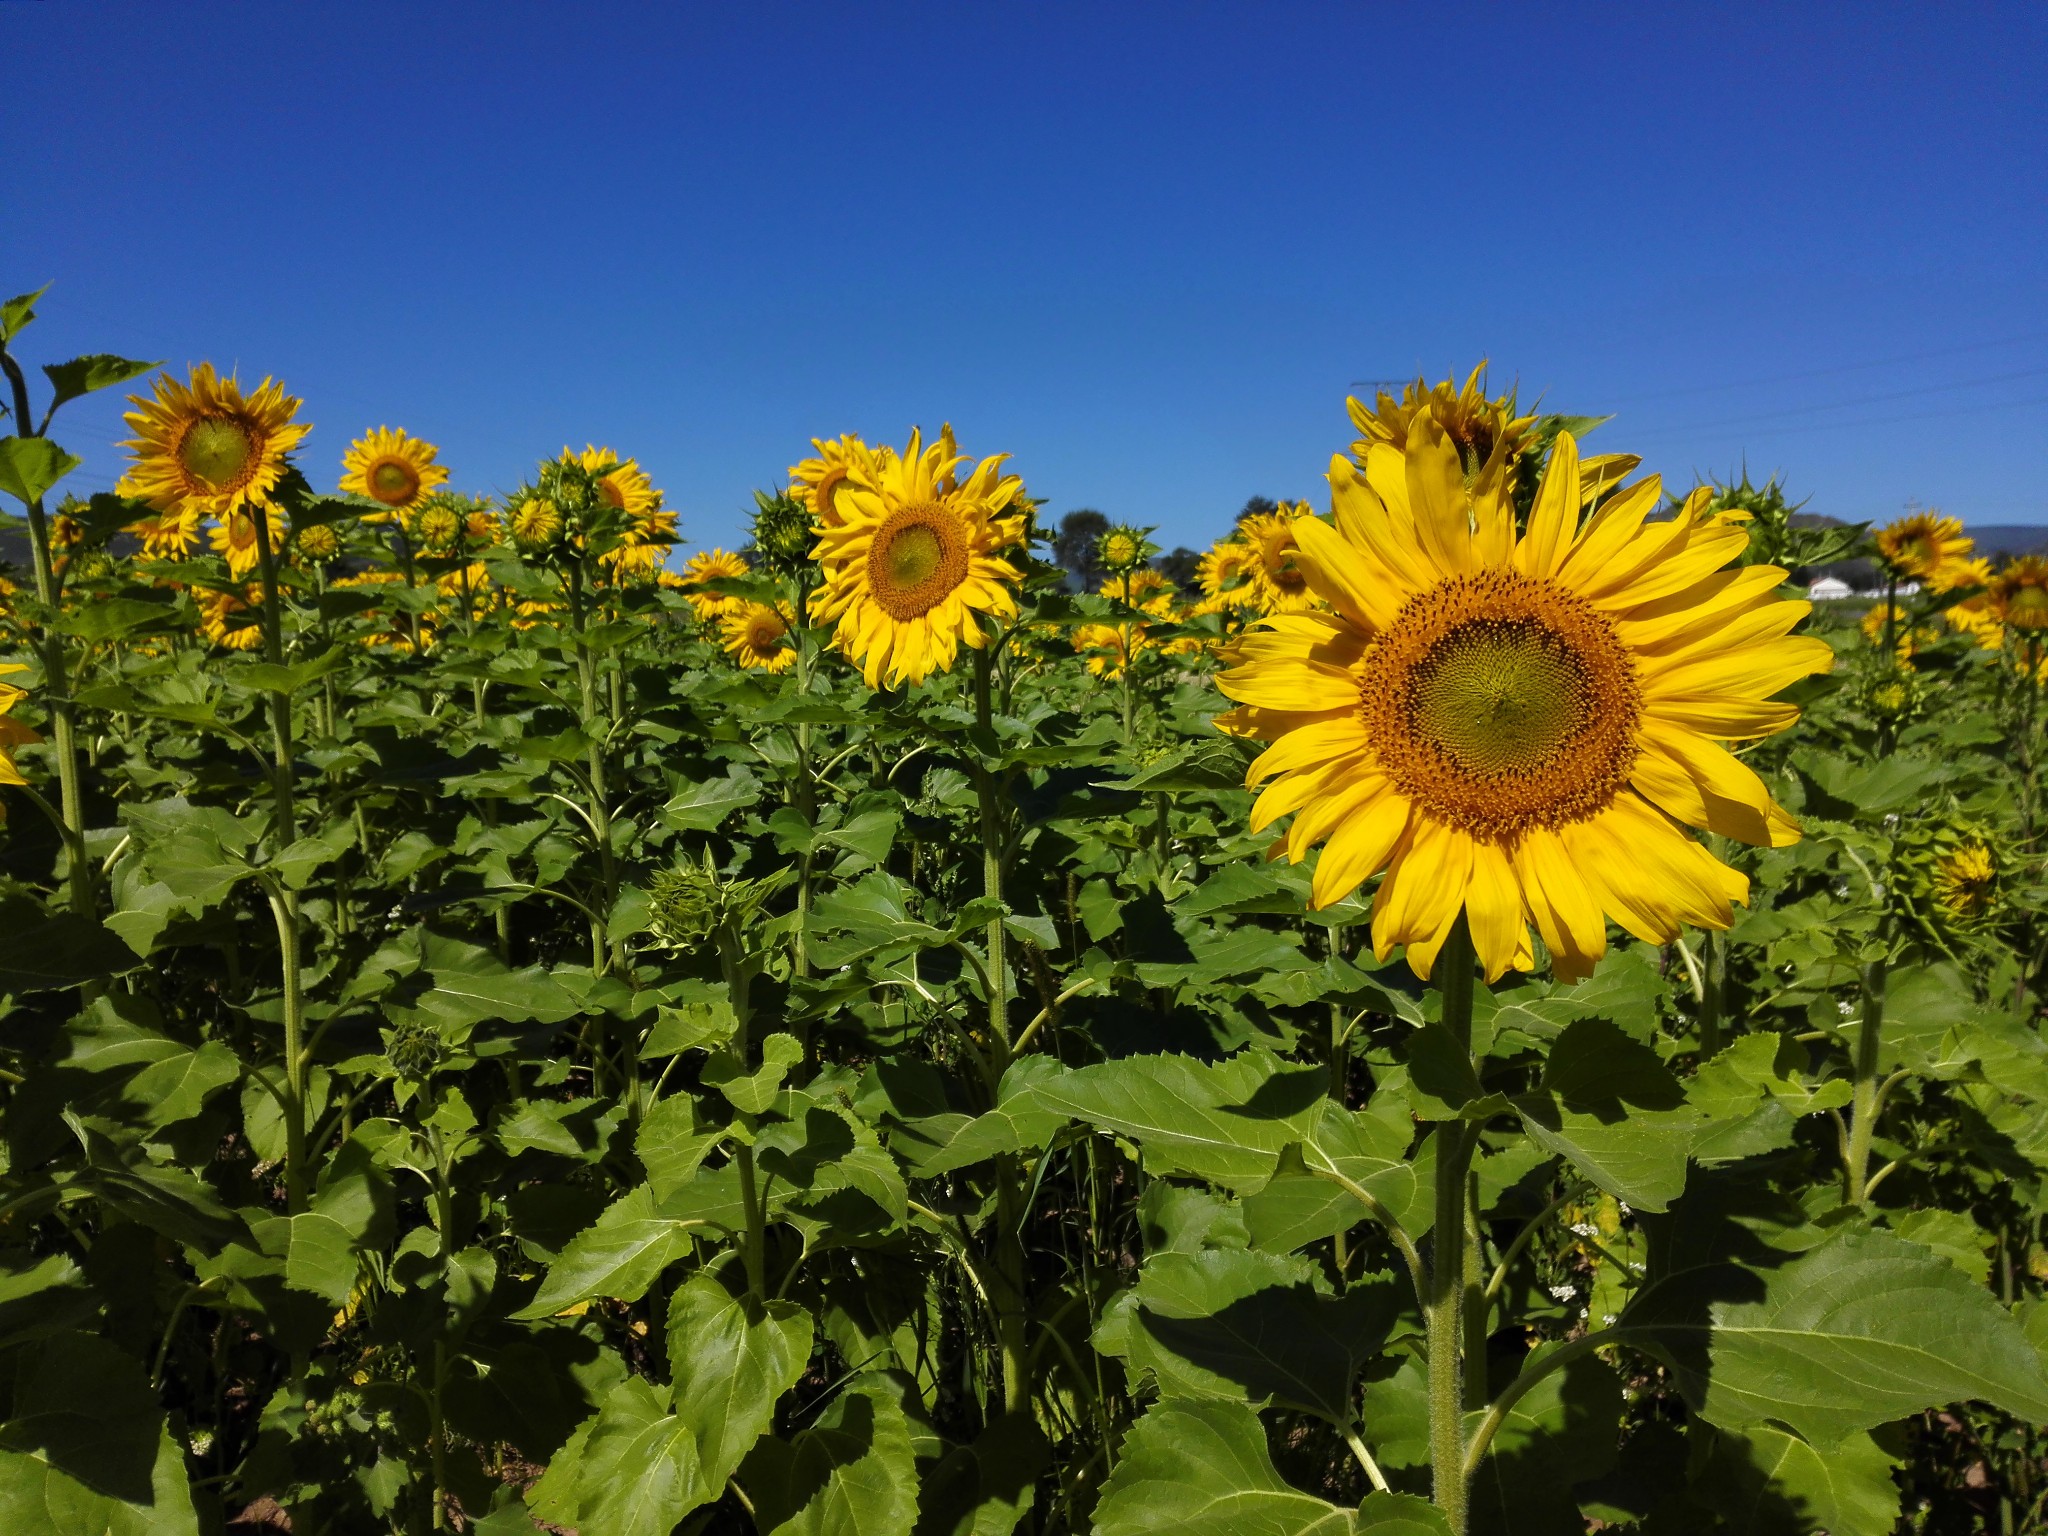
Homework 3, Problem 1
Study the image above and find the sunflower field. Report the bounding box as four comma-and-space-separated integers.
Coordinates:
3, 289, 2048, 1536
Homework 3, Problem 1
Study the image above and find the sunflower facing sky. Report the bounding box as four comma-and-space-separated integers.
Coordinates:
1216, 418, 1831, 982
120, 363, 310, 517
811, 429, 1024, 689
340, 426, 448, 516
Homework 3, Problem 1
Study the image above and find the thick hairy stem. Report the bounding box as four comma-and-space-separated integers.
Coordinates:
266, 885, 308, 1215
1428, 918, 1478, 1535
720, 934, 768, 1297
1844, 952, 1889, 1204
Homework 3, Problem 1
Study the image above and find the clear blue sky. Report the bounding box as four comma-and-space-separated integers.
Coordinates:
8, 2, 2046, 556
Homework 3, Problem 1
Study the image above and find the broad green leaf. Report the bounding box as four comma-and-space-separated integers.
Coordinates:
1690, 1423, 1902, 1536
1618, 1228, 2048, 1443
575, 1376, 713, 1536
1093, 1248, 1395, 1422
1245, 1095, 1428, 1251
55, 597, 178, 642
635, 1094, 725, 1202
0, 435, 81, 506
666, 1272, 814, 1492
514, 1185, 700, 1317
1890, 1207, 1992, 1283
1025, 1051, 1328, 1189
0, 1332, 199, 1536
704, 1032, 804, 1114
41, 355, 161, 413
1462, 1346, 1621, 1535
659, 771, 762, 832
1093, 1398, 1445, 1535
0, 1253, 94, 1350
915, 1415, 1048, 1536
283, 1212, 360, 1304
1513, 1019, 1703, 1211
743, 1374, 919, 1536
0, 910, 140, 992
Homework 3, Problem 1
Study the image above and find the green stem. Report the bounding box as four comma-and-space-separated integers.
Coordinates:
720, 928, 767, 1298
1427, 917, 1478, 1535
566, 563, 618, 976
1843, 952, 1889, 1205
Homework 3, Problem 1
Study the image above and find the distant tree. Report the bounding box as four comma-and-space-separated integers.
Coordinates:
1236, 495, 1278, 527
1153, 547, 1200, 594
1053, 509, 1110, 589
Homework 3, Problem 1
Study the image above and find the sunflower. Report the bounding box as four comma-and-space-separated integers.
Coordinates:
340, 427, 448, 517
1932, 843, 1996, 920
1074, 621, 1144, 678
198, 587, 266, 651
1195, 538, 1259, 614
679, 548, 751, 622
1859, 603, 1938, 660
1945, 594, 2003, 650
1216, 421, 1830, 982
0, 665, 42, 789
209, 502, 291, 578
126, 504, 208, 561
790, 434, 887, 534
1237, 503, 1325, 616
508, 494, 564, 553
119, 364, 310, 516
1097, 525, 1151, 573
1103, 568, 1179, 618
409, 495, 468, 556
721, 601, 797, 673
564, 446, 658, 520
295, 522, 342, 562
1347, 363, 1537, 473
811, 430, 1023, 689
1989, 556, 2048, 632
1875, 512, 1973, 585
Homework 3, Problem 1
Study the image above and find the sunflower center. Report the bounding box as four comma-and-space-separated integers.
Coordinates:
180, 416, 256, 490
370, 459, 420, 505
869, 503, 969, 620
1361, 570, 1641, 841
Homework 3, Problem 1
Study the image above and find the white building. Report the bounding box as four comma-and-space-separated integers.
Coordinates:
1807, 576, 1852, 601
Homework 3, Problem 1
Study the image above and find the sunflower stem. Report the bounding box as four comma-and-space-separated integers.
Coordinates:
1844, 949, 1889, 1206
0, 344, 92, 920
1427, 916, 1478, 1535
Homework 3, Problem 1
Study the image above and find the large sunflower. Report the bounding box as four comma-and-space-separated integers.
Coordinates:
340, 427, 448, 516
680, 548, 751, 622
811, 432, 1023, 688
1989, 556, 2048, 632
721, 601, 797, 673
1875, 512, 1973, 585
120, 364, 309, 515
1217, 421, 1831, 982
1237, 503, 1325, 616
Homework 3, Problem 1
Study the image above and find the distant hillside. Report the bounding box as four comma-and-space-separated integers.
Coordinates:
1965, 525, 2048, 558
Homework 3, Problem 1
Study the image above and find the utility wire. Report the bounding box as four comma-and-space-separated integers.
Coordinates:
1626, 329, 2048, 400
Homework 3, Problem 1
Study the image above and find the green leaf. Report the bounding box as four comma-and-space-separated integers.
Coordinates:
0, 436, 81, 506
915, 1416, 1048, 1536
1025, 1051, 1328, 1189
514, 1185, 700, 1317
1106, 740, 1249, 793
0, 909, 140, 992
41, 356, 162, 413
55, 598, 179, 642
1689, 1422, 1902, 1536
666, 1272, 814, 1493
574, 1376, 713, 1536
1513, 1019, 1703, 1211
1244, 1095, 1426, 1252
704, 1032, 804, 1114
0, 1332, 199, 1536
659, 770, 762, 832
0, 286, 48, 341
1093, 1248, 1395, 1422
1094, 1398, 1444, 1535
1618, 1228, 2048, 1443
743, 1374, 920, 1536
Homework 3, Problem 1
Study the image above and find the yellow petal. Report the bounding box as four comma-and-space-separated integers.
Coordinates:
1512, 827, 1607, 981
1630, 722, 1797, 848
1404, 418, 1477, 578
1514, 429, 1579, 580
1309, 787, 1410, 908
1292, 513, 1397, 633
1464, 840, 1526, 982
1372, 816, 1472, 974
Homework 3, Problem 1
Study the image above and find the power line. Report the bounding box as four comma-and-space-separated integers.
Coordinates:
1632, 364, 2048, 436
1626, 329, 2048, 401
1624, 391, 2048, 447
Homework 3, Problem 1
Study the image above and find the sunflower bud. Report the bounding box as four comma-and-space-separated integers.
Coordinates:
647, 857, 792, 953
751, 489, 815, 575
386, 1019, 445, 1079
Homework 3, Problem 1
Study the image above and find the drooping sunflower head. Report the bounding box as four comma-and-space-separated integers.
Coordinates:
1944, 593, 2003, 650
1237, 504, 1324, 616
121, 363, 311, 516
340, 426, 448, 516
680, 548, 752, 622
721, 601, 796, 673
810, 430, 1024, 689
1989, 556, 2048, 632
1346, 363, 1536, 477
507, 493, 565, 555
1875, 511, 1973, 584
208, 502, 291, 578
1217, 416, 1831, 982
